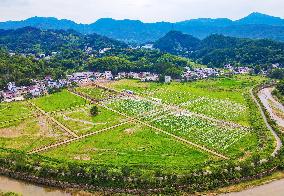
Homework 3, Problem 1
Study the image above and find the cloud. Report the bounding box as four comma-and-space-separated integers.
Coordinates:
0, 0, 283, 23
0, 0, 30, 7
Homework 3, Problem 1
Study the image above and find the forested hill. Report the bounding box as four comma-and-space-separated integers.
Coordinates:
1, 13, 284, 43
154, 31, 284, 67
0, 27, 127, 54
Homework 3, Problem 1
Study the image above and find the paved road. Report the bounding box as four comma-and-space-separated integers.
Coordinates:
259, 87, 284, 127
224, 88, 284, 195
223, 178, 284, 196
250, 88, 282, 157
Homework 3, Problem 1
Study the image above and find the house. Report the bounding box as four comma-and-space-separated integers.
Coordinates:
141, 44, 153, 50
105, 71, 113, 80
29, 87, 41, 97
2, 91, 16, 101
51, 52, 58, 56
272, 63, 280, 69
224, 64, 233, 70
99, 48, 112, 54
235, 67, 251, 74
165, 76, 171, 83
7, 82, 17, 92
38, 53, 46, 58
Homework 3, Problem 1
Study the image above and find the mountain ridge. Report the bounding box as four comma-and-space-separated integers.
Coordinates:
1, 13, 284, 43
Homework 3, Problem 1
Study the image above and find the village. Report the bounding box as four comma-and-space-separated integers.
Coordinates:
0, 65, 254, 103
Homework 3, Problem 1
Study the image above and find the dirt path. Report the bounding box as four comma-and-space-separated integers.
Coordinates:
27, 101, 79, 138
28, 120, 132, 154
69, 89, 229, 160
222, 178, 284, 196
250, 88, 282, 157
62, 115, 96, 125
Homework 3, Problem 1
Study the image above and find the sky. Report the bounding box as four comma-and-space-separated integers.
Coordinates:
0, 0, 284, 23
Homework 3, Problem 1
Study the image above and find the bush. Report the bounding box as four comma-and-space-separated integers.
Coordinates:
90, 105, 99, 116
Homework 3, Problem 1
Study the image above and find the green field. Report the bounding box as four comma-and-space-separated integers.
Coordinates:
0, 102, 31, 126
53, 105, 127, 135
0, 102, 69, 151
44, 123, 216, 172
75, 86, 116, 100
32, 90, 88, 112
103, 76, 266, 125
0, 75, 275, 175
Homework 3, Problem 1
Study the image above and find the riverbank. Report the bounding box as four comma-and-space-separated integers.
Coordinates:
2, 171, 284, 196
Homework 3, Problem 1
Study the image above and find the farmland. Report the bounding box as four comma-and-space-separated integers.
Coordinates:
0, 101, 70, 152
0, 75, 279, 193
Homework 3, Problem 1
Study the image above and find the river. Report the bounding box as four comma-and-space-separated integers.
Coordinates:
0, 176, 70, 196
2, 174, 284, 196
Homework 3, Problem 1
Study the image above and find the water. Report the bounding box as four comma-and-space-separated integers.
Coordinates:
0, 175, 71, 196
2, 174, 284, 196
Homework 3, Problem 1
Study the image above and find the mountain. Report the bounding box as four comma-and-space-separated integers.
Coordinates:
236, 12, 284, 26
1, 13, 284, 43
0, 17, 84, 32
0, 27, 127, 53
154, 31, 284, 67
153, 31, 200, 55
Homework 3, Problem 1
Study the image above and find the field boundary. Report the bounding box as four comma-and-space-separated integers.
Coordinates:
27, 101, 79, 138
28, 119, 133, 154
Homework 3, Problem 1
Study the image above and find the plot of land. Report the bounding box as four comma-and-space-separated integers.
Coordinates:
0, 102, 32, 127
32, 90, 88, 112
75, 86, 116, 100
0, 75, 274, 171
104, 96, 254, 158
44, 123, 216, 171
53, 105, 127, 135
0, 112, 70, 152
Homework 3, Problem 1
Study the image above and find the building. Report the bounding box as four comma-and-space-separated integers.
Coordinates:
165, 76, 171, 83
104, 71, 113, 80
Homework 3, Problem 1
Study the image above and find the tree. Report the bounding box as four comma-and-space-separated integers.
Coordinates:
90, 105, 99, 116
276, 80, 284, 95
254, 65, 261, 74
269, 68, 284, 79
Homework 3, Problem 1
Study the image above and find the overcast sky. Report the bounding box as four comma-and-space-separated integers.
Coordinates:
0, 0, 283, 23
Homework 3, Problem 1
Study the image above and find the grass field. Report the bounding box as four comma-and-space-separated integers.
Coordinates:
0, 105, 70, 151
44, 123, 216, 172
53, 105, 127, 135
75, 86, 116, 100
32, 90, 88, 112
0, 102, 31, 127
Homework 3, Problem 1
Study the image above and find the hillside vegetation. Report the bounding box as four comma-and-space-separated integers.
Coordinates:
0, 27, 127, 54
154, 31, 284, 67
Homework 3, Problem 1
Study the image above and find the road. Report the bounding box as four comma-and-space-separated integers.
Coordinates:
258, 87, 284, 127
250, 88, 282, 157
223, 178, 284, 196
